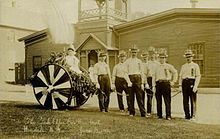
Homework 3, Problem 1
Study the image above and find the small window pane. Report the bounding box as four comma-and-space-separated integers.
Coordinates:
33, 56, 42, 73
188, 42, 205, 74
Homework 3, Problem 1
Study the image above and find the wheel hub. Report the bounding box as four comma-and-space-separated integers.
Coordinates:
47, 85, 54, 93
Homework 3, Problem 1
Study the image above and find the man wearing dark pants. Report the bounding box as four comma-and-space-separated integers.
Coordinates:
179, 49, 201, 120
114, 77, 130, 111
153, 49, 177, 120
112, 50, 132, 112
128, 75, 145, 117
146, 77, 153, 115
124, 45, 146, 117
94, 52, 112, 112
140, 51, 149, 109
145, 46, 159, 117
155, 80, 171, 119
98, 75, 110, 112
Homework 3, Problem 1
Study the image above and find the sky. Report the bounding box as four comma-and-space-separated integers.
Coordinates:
1, 0, 220, 23
70, 0, 220, 22
131, 0, 220, 14
2, 0, 218, 43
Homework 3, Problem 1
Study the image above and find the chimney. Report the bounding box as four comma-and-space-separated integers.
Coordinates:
190, 0, 198, 8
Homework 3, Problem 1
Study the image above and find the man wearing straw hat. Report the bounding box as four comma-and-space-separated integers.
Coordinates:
94, 51, 112, 112
145, 46, 159, 117
153, 49, 178, 120
124, 45, 146, 117
112, 50, 132, 112
140, 50, 150, 108
179, 49, 201, 120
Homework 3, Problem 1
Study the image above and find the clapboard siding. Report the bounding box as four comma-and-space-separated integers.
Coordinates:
25, 38, 66, 81
118, 18, 220, 87
21, 9, 220, 87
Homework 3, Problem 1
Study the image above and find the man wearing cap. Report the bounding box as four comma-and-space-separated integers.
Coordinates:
65, 45, 82, 74
153, 49, 177, 120
179, 49, 201, 120
140, 51, 150, 108
145, 46, 159, 117
94, 52, 112, 112
124, 45, 146, 117
112, 50, 132, 112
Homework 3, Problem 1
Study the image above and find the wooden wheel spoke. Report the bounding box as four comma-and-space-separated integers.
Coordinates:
51, 93, 58, 109
32, 76, 48, 87
35, 91, 47, 105
41, 66, 52, 85
53, 72, 70, 86
44, 93, 52, 109
48, 65, 55, 85
53, 68, 65, 86
53, 64, 61, 79
53, 81, 71, 90
34, 87, 47, 94
37, 71, 49, 87
35, 91, 43, 100
54, 98, 66, 109
53, 91, 68, 104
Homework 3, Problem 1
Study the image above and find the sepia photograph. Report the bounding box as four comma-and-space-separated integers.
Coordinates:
0, 0, 220, 138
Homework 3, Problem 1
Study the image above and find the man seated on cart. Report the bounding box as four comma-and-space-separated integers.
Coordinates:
64, 44, 82, 74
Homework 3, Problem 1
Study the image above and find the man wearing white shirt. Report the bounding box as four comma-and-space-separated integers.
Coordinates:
140, 51, 149, 109
124, 45, 146, 117
145, 47, 159, 117
112, 50, 132, 112
94, 52, 112, 112
179, 49, 201, 120
153, 49, 178, 120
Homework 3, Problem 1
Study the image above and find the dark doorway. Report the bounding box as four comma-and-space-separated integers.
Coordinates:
88, 50, 98, 67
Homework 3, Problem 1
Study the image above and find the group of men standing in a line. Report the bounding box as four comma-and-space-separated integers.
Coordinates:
88, 46, 201, 121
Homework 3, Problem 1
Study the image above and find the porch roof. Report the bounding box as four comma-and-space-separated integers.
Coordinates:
76, 33, 118, 51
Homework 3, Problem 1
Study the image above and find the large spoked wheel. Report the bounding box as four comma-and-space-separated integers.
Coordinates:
30, 64, 73, 110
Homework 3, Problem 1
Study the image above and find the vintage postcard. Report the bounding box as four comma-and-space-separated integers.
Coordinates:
0, 0, 220, 138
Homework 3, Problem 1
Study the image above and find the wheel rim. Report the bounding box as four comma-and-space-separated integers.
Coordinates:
31, 64, 73, 109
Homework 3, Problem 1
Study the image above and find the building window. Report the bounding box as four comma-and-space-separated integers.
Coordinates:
33, 56, 42, 73
188, 42, 205, 74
